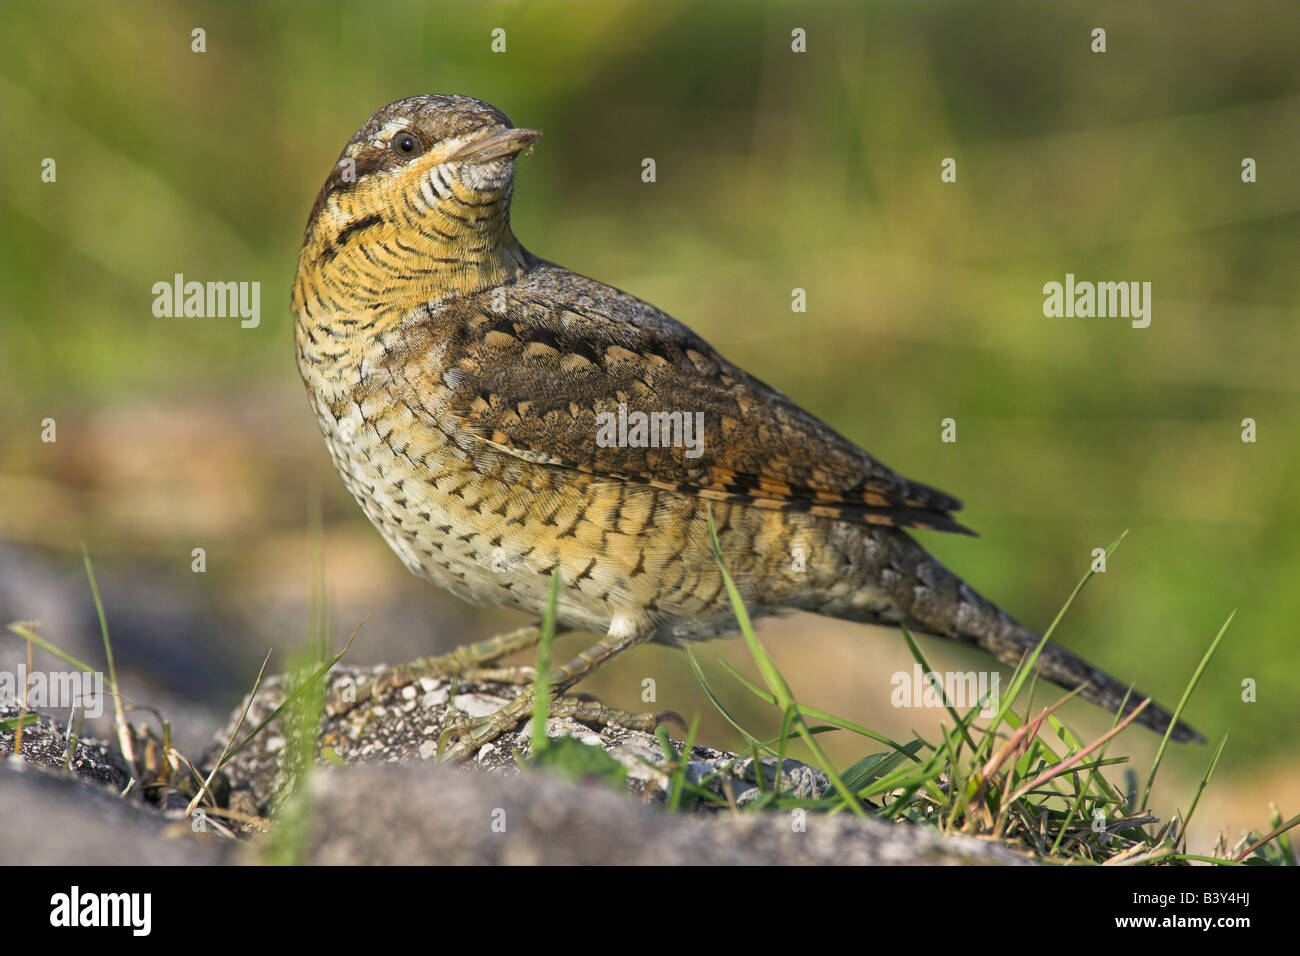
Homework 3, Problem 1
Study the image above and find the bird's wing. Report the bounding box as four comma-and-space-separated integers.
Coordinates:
387, 262, 973, 535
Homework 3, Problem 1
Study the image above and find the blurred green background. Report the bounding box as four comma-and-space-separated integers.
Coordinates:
2, 1, 1297, 848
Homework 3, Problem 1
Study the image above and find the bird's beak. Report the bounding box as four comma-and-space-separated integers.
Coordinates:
446, 127, 542, 163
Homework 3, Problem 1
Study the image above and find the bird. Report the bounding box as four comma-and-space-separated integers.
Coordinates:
290, 93, 1202, 757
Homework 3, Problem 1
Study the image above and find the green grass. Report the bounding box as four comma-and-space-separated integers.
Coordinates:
521, 522, 1295, 865
527, 568, 631, 789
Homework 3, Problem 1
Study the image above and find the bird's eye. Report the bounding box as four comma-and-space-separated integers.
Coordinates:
389, 130, 423, 159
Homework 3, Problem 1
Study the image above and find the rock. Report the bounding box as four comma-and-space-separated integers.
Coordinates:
0, 704, 230, 865
0, 703, 130, 788
3, 669, 1032, 865
300, 761, 1027, 865
201, 666, 839, 817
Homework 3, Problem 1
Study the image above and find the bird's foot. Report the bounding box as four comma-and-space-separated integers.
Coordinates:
325, 623, 555, 718
437, 688, 537, 762
459, 665, 537, 685
436, 689, 682, 763
550, 695, 685, 735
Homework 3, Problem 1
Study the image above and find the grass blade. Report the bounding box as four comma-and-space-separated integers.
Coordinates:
530, 568, 561, 755
707, 509, 864, 817
1139, 609, 1232, 811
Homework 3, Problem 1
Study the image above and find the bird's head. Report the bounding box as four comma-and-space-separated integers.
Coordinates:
296, 94, 541, 303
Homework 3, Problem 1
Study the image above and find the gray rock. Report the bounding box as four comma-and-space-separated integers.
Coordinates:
0, 705, 230, 865
3, 669, 1032, 865
300, 761, 1027, 865
0, 703, 130, 788
202, 666, 839, 816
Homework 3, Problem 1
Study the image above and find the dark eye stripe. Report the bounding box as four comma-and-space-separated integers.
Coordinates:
334, 214, 384, 247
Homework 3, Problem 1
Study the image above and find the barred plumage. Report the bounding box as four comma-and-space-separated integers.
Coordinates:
292, 94, 1202, 749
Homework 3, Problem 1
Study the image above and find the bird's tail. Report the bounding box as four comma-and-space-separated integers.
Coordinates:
827, 527, 1204, 744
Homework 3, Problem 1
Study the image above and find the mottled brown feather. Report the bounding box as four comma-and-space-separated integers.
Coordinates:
381, 257, 975, 536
